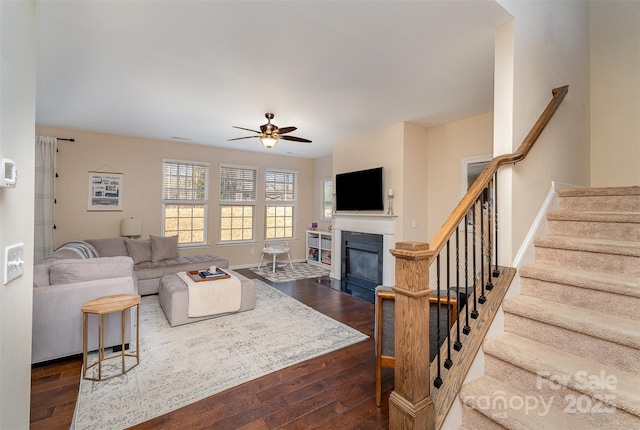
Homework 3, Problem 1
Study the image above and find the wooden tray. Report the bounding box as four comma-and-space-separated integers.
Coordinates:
186, 269, 231, 282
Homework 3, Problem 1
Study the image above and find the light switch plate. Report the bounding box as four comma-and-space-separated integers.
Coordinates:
4, 243, 24, 285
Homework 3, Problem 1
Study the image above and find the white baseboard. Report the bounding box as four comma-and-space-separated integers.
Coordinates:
512, 181, 578, 268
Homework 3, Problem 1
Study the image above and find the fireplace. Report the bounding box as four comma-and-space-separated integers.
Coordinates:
341, 231, 383, 302
331, 213, 397, 302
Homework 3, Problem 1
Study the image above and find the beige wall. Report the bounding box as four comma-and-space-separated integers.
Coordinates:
332, 122, 405, 234
332, 122, 405, 199
401, 123, 429, 241
35, 126, 315, 267
590, 0, 640, 186
425, 113, 494, 240
1, 1, 36, 428
42, 114, 492, 271
496, 0, 591, 263
312, 155, 333, 232
332, 117, 493, 245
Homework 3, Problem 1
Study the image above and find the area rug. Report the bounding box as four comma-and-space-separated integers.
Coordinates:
72, 280, 367, 429
250, 261, 330, 283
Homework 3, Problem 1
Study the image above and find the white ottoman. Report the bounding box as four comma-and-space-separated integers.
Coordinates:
159, 270, 255, 327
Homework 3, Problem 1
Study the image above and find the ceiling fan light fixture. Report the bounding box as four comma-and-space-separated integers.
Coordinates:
260, 136, 278, 149
231, 113, 310, 148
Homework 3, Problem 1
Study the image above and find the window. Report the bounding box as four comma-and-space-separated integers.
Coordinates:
265, 169, 296, 239
461, 154, 491, 197
461, 154, 491, 230
162, 159, 209, 245
321, 179, 333, 220
220, 165, 257, 242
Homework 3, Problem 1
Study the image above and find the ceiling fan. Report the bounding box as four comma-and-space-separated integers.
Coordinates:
229, 113, 312, 149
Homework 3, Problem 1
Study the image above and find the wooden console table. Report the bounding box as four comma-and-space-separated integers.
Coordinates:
81, 294, 140, 381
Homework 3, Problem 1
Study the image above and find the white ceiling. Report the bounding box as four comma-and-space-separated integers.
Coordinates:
35, 1, 511, 159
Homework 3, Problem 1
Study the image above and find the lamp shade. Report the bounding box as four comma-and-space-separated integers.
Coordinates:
120, 218, 142, 238
260, 136, 278, 149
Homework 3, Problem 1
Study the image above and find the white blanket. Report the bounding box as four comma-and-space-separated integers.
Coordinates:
177, 271, 242, 317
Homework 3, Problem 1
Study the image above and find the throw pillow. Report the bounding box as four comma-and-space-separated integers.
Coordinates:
85, 237, 128, 257
125, 239, 152, 264
150, 235, 179, 262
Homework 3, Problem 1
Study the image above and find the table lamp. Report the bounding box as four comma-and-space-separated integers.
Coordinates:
121, 217, 142, 239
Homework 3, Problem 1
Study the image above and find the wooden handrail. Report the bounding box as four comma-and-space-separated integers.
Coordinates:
428, 85, 568, 258
388, 85, 569, 430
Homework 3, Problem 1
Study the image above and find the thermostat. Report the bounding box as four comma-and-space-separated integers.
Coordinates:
1, 159, 17, 188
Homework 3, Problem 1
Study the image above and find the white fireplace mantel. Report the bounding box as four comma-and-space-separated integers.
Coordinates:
331, 213, 398, 286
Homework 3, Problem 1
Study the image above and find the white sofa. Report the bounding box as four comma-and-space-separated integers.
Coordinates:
85, 236, 229, 296
32, 249, 136, 364
32, 237, 230, 363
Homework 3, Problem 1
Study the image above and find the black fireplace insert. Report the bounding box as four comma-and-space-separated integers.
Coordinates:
341, 231, 383, 302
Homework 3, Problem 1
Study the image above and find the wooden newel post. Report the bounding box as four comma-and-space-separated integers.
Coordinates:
389, 241, 436, 430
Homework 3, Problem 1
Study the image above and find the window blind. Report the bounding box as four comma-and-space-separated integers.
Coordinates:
265, 170, 296, 202
220, 166, 257, 202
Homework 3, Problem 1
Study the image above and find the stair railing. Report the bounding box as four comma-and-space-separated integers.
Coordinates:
388, 85, 569, 430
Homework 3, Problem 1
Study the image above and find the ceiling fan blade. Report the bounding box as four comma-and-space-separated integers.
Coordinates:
277, 126, 297, 134
280, 135, 312, 143
228, 136, 259, 141
232, 126, 261, 134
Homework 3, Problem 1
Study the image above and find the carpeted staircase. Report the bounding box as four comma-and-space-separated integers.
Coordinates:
459, 186, 640, 429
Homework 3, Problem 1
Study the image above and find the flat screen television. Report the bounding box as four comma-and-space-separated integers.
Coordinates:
335, 167, 384, 211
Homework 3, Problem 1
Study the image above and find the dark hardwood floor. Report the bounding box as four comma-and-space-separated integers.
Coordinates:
30, 269, 393, 429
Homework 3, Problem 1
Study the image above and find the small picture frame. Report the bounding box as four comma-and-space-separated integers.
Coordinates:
88, 171, 123, 211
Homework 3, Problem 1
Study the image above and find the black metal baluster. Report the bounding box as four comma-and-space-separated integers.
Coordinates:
486, 179, 494, 291
479, 194, 487, 304
433, 254, 443, 389
471, 200, 479, 319
454, 224, 462, 351
444, 241, 453, 369
493, 172, 501, 278
463, 212, 471, 334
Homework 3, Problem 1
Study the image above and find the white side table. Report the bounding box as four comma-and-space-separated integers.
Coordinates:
258, 245, 293, 274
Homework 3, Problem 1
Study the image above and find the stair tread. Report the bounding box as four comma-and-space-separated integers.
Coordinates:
548, 210, 640, 223
558, 186, 640, 197
483, 333, 640, 417
461, 375, 601, 430
503, 295, 640, 349
520, 263, 640, 298
534, 235, 640, 257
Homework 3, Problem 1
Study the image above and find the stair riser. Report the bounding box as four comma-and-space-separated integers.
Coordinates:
504, 313, 640, 375
461, 407, 508, 430
559, 195, 640, 212
520, 277, 640, 321
547, 220, 640, 242
535, 247, 640, 276
484, 355, 639, 428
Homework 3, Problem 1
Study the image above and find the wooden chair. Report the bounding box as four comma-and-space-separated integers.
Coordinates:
374, 286, 458, 406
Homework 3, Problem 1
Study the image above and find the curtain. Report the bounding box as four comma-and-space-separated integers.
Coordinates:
34, 136, 57, 262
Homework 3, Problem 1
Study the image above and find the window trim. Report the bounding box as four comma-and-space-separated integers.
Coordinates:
264, 168, 297, 240
460, 154, 492, 198
321, 178, 333, 221
219, 163, 258, 243
460, 154, 491, 232
161, 158, 210, 246
265, 168, 297, 203
219, 163, 258, 205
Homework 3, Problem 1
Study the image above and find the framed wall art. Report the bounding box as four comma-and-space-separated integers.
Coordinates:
88, 171, 123, 211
